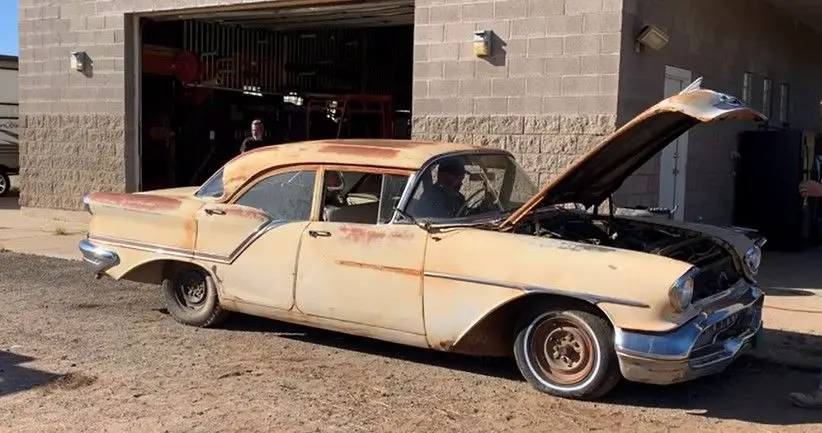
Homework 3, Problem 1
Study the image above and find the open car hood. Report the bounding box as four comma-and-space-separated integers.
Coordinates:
501, 79, 767, 227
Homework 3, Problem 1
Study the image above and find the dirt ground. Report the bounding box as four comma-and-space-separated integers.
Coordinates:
0, 252, 820, 433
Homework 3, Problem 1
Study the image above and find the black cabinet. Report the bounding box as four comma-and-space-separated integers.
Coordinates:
733, 130, 822, 251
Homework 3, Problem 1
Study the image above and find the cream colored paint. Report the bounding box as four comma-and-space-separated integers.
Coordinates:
294, 221, 427, 335
193, 203, 267, 259
214, 221, 310, 310
88, 198, 204, 251
423, 227, 691, 332
222, 298, 431, 350
422, 275, 523, 349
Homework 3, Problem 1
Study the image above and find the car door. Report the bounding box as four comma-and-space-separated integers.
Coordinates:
294, 167, 428, 336
195, 166, 321, 310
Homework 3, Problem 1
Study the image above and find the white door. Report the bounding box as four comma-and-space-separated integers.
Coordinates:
659, 66, 692, 221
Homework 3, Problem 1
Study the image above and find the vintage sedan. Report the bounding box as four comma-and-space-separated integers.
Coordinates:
79, 82, 767, 400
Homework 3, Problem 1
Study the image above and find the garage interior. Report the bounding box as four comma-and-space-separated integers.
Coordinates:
138, 1, 414, 191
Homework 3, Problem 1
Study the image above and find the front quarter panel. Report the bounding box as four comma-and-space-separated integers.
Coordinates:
422, 228, 694, 353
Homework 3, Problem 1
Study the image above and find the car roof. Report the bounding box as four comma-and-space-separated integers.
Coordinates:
219, 138, 496, 199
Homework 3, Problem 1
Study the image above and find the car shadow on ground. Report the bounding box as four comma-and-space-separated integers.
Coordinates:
603, 355, 822, 425
218, 312, 522, 380
0, 350, 63, 397
216, 313, 822, 426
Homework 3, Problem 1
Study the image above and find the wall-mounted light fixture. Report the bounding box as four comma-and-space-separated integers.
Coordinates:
473, 30, 493, 57
635, 24, 669, 53
70, 51, 89, 72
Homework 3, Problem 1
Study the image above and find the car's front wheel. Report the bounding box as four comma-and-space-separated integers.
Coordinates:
513, 308, 621, 400
162, 265, 230, 328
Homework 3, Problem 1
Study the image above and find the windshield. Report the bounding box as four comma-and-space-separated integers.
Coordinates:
194, 167, 225, 199
403, 152, 538, 223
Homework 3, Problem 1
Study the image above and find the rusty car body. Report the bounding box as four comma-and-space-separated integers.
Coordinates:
79, 81, 767, 400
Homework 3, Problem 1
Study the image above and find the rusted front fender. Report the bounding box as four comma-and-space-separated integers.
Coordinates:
420, 228, 696, 356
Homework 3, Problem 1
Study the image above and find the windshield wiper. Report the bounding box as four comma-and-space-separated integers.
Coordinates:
393, 206, 433, 233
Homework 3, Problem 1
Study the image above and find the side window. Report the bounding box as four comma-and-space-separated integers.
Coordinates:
235, 170, 316, 221
321, 170, 409, 224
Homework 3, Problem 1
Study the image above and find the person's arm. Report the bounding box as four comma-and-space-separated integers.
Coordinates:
799, 180, 822, 198
239, 138, 248, 154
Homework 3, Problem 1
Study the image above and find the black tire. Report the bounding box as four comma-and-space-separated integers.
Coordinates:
513, 308, 621, 401
0, 170, 10, 197
162, 265, 230, 327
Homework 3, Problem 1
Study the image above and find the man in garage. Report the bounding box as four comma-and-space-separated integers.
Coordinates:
788, 178, 822, 409
239, 119, 270, 153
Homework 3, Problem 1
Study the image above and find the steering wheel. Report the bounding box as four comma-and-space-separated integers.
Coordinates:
455, 188, 488, 217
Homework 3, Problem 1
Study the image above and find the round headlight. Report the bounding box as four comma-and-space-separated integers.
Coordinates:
744, 246, 762, 276
668, 271, 695, 312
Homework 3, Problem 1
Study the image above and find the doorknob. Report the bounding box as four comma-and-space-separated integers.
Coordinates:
205, 208, 226, 216
308, 230, 331, 237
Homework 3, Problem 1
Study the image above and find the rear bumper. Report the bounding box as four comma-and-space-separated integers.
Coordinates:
614, 281, 764, 385
78, 239, 120, 274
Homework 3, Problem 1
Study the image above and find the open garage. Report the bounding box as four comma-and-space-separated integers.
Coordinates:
137, 1, 414, 191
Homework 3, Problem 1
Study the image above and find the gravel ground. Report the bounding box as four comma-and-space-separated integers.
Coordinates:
0, 251, 820, 433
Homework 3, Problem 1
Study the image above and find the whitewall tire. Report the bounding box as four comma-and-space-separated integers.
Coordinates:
513, 309, 621, 400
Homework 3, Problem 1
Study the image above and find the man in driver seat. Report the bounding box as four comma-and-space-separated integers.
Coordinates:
417, 158, 467, 218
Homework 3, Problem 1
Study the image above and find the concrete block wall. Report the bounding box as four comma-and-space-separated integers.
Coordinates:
615, 0, 822, 224
411, 0, 625, 186
17, 0, 277, 210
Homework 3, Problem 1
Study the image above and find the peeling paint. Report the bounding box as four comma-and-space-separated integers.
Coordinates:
318, 144, 401, 158
337, 225, 413, 244
90, 192, 181, 212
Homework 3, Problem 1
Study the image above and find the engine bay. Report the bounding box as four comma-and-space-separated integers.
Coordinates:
513, 208, 742, 300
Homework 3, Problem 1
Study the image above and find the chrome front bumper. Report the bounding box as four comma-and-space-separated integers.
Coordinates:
613, 281, 764, 385
78, 239, 120, 275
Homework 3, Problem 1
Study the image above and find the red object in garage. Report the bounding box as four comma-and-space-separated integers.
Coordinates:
171, 51, 199, 85
142, 44, 200, 85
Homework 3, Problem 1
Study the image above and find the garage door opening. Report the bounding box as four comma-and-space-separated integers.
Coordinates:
138, 1, 414, 191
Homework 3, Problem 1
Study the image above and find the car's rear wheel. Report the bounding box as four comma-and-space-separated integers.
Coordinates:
0, 170, 10, 197
513, 308, 621, 400
162, 265, 230, 327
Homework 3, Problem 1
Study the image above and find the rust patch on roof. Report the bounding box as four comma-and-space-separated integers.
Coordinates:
318, 144, 401, 159
335, 260, 421, 276
91, 192, 181, 212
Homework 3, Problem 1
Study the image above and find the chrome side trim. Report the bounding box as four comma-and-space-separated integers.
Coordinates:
89, 219, 289, 265
423, 271, 650, 308
78, 239, 120, 273
89, 235, 193, 259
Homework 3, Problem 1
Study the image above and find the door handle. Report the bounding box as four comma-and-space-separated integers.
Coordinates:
308, 230, 331, 238
204, 208, 226, 216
